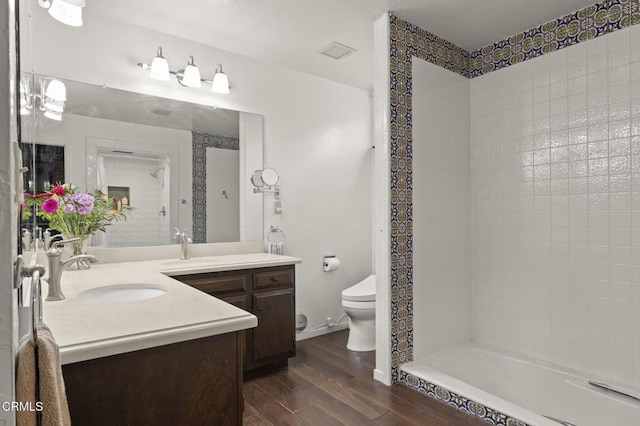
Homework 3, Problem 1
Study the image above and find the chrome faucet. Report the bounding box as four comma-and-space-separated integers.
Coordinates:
45, 237, 97, 301
174, 228, 192, 260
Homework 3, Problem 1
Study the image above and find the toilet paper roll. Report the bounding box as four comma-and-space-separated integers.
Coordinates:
323, 257, 340, 272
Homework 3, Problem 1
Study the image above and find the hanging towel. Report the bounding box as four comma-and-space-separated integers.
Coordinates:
16, 324, 71, 426
268, 241, 284, 255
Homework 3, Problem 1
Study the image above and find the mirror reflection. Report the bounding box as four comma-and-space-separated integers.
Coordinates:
20, 73, 264, 249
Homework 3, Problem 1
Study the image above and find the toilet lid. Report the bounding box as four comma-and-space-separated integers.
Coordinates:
342, 274, 376, 302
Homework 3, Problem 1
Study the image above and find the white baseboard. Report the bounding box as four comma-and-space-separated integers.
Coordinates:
374, 368, 391, 385
295, 321, 348, 341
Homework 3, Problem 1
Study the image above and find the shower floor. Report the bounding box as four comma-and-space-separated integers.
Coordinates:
400, 342, 640, 426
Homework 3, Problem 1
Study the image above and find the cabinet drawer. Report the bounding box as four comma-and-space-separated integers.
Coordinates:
178, 273, 247, 295
253, 268, 294, 289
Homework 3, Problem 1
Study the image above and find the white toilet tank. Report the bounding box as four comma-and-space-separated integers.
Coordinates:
342, 274, 376, 302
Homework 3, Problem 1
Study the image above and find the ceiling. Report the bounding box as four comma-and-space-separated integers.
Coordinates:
87, 0, 599, 91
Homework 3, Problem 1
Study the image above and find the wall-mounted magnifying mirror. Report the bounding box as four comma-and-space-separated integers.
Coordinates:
261, 168, 279, 187
251, 167, 279, 189
251, 170, 264, 188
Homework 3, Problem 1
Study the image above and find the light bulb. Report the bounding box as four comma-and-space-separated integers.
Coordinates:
211, 64, 230, 94
180, 56, 202, 88
149, 47, 170, 81
45, 79, 67, 102
48, 0, 86, 27
44, 99, 64, 112
44, 108, 62, 121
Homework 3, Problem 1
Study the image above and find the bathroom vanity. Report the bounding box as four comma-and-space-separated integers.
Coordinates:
172, 264, 296, 377
42, 251, 301, 425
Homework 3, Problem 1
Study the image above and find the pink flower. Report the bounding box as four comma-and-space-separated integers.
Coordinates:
53, 185, 66, 196
42, 198, 59, 214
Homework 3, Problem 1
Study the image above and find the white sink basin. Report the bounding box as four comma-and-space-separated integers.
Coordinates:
78, 284, 167, 304
161, 258, 219, 267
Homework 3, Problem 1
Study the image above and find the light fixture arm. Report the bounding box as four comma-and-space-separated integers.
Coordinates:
38, 80, 46, 111
21, 79, 34, 111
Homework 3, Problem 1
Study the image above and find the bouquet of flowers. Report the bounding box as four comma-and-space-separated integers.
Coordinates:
22, 183, 132, 255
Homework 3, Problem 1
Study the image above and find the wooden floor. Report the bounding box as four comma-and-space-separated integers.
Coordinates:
243, 330, 486, 425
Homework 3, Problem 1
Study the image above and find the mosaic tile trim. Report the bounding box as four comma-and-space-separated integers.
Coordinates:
398, 371, 532, 426
191, 131, 239, 243
389, 14, 417, 383
469, 0, 640, 77
394, 1, 640, 79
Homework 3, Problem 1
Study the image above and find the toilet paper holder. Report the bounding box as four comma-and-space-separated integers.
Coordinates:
323, 255, 340, 272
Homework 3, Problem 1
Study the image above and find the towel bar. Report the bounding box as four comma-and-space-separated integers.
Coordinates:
19, 262, 46, 343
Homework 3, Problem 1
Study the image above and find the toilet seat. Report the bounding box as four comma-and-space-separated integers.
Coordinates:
341, 299, 375, 310
341, 274, 375, 302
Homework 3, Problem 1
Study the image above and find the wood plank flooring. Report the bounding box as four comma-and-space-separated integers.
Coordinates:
243, 330, 486, 425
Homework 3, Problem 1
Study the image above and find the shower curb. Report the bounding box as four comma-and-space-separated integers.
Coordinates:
398, 370, 532, 426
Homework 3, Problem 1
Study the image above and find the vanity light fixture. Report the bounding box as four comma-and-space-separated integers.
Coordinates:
179, 56, 202, 88
39, 0, 86, 27
44, 79, 67, 102
211, 64, 230, 94
149, 47, 170, 81
20, 78, 68, 121
138, 47, 231, 94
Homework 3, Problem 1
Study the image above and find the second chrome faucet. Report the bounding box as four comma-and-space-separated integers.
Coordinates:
174, 228, 192, 260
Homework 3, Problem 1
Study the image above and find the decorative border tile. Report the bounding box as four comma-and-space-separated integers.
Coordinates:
468, 0, 635, 77
388, 0, 639, 384
398, 371, 532, 426
191, 131, 239, 243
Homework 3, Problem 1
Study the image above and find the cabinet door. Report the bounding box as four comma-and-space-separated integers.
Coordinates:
252, 288, 295, 364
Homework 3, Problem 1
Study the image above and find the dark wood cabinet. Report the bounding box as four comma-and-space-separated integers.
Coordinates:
174, 264, 296, 378
252, 288, 295, 364
63, 331, 244, 425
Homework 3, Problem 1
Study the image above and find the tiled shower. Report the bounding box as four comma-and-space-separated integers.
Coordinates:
390, 0, 640, 389
471, 27, 640, 385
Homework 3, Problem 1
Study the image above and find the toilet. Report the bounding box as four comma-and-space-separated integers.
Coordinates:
341, 274, 376, 352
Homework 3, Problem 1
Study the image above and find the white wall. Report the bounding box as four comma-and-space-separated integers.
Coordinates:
24, 2, 372, 335
373, 13, 391, 385
0, 0, 18, 423
413, 58, 472, 358
206, 148, 239, 242
471, 26, 640, 385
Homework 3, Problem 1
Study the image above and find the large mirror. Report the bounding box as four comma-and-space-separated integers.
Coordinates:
20, 73, 264, 248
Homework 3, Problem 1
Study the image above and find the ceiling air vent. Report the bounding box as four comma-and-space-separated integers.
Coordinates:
152, 108, 172, 116
319, 42, 357, 60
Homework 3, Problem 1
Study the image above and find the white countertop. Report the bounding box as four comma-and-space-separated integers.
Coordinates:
42, 252, 301, 364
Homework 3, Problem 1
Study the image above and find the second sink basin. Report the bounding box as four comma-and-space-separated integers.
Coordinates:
78, 284, 167, 304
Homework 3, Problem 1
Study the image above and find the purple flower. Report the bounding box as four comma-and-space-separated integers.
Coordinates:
42, 198, 59, 213
72, 193, 94, 215
63, 203, 75, 213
